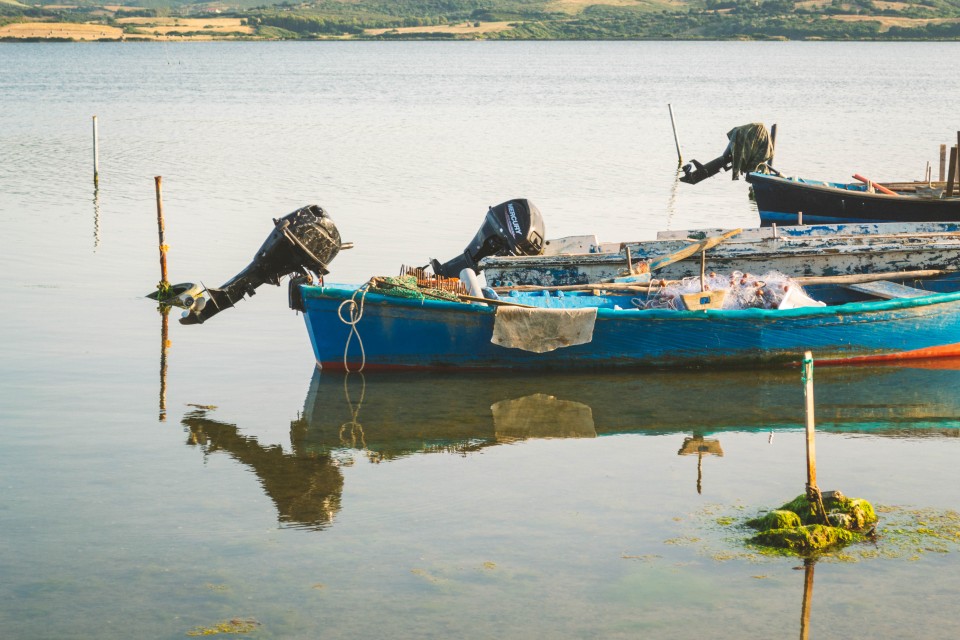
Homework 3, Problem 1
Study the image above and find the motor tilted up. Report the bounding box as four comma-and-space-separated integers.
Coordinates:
180, 205, 347, 325
430, 198, 546, 278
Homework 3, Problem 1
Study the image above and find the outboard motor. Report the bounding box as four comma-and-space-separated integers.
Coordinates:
180, 205, 346, 325
679, 146, 734, 184
430, 199, 545, 278
679, 123, 775, 185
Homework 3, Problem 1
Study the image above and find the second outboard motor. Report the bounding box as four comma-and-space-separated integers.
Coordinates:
181, 205, 346, 325
680, 123, 775, 185
680, 147, 734, 184
431, 199, 545, 278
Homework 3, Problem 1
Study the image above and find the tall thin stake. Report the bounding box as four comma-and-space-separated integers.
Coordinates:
668, 104, 682, 166
155, 176, 169, 288
92, 115, 99, 187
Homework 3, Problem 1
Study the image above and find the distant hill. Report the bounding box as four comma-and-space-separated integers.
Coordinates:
5, 0, 960, 39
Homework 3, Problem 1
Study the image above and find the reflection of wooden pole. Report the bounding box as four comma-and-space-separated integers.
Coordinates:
159, 306, 170, 422
799, 559, 814, 640
668, 104, 682, 166
154, 176, 169, 287
92, 115, 99, 187
696, 451, 703, 495
803, 351, 817, 494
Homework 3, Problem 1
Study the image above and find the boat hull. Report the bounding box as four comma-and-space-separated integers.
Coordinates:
300, 285, 960, 371
483, 222, 960, 286
746, 172, 960, 225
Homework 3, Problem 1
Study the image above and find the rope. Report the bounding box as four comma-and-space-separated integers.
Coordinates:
337, 284, 369, 372
338, 371, 366, 449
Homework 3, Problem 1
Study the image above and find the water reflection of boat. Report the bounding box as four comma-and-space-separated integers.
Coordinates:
299, 364, 960, 458
182, 362, 960, 531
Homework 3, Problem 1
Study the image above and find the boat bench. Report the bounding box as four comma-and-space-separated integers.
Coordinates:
843, 280, 931, 299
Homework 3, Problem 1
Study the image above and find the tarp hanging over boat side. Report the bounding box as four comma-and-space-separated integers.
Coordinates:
491, 307, 597, 353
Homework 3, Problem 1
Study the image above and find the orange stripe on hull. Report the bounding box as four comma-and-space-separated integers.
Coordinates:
818, 343, 960, 366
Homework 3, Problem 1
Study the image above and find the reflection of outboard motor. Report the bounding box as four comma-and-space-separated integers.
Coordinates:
679, 145, 733, 184
181, 205, 346, 325
430, 199, 545, 278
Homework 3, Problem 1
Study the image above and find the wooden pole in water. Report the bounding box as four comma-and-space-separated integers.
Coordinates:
803, 351, 818, 495
668, 104, 683, 166
946, 147, 958, 198
154, 176, 169, 288
940, 144, 947, 182
770, 123, 778, 166
92, 115, 99, 187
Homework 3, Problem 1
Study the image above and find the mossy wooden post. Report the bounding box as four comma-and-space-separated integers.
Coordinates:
803, 350, 818, 496
155, 176, 169, 289
92, 115, 99, 187
668, 104, 682, 167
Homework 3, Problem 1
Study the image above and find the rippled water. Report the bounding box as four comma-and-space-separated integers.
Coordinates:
3, 41, 960, 639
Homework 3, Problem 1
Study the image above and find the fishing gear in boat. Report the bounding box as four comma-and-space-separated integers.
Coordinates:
180, 204, 350, 325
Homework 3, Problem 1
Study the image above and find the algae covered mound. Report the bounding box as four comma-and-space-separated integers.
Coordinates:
748, 491, 877, 554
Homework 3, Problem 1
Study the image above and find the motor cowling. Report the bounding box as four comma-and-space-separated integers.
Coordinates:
180, 205, 345, 325
431, 199, 545, 278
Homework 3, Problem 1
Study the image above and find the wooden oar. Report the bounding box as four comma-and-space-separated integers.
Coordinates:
853, 173, 898, 196
458, 293, 536, 308
646, 228, 743, 272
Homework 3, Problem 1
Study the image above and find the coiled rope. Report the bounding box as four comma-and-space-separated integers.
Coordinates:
337, 284, 370, 373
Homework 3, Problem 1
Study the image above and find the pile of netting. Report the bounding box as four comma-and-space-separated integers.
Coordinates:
637, 270, 813, 310
366, 274, 463, 302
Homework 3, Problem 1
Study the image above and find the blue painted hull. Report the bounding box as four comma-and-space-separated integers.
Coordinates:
300, 284, 960, 371
746, 172, 960, 226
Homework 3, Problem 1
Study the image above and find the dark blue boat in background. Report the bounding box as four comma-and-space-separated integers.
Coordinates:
746, 172, 960, 226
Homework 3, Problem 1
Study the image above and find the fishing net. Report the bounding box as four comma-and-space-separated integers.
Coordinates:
637, 271, 815, 311
366, 274, 463, 302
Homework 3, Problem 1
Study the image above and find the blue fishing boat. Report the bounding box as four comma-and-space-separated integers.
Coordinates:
298, 278, 960, 371
746, 172, 960, 226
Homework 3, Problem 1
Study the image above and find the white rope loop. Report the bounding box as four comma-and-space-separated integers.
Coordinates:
337, 285, 369, 372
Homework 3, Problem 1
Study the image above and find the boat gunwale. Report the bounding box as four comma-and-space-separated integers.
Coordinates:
746, 171, 960, 203
300, 283, 960, 321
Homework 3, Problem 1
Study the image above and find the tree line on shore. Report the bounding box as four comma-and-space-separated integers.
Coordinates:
3, 0, 960, 41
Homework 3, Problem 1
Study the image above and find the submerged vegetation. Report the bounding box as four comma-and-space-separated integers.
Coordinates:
2, 0, 960, 41
659, 500, 960, 564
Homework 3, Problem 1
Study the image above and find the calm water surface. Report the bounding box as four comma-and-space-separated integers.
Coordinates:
2, 41, 960, 639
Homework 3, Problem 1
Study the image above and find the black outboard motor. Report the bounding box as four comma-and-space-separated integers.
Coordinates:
181, 205, 345, 325
430, 198, 545, 278
680, 123, 775, 185
679, 146, 734, 184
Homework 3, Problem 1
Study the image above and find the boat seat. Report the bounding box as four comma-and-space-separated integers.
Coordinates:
843, 280, 931, 299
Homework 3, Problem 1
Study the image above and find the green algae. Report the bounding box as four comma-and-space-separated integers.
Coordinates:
752, 524, 863, 553
747, 493, 877, 556
185, 618, 260, 636
747, 509, 801, 531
